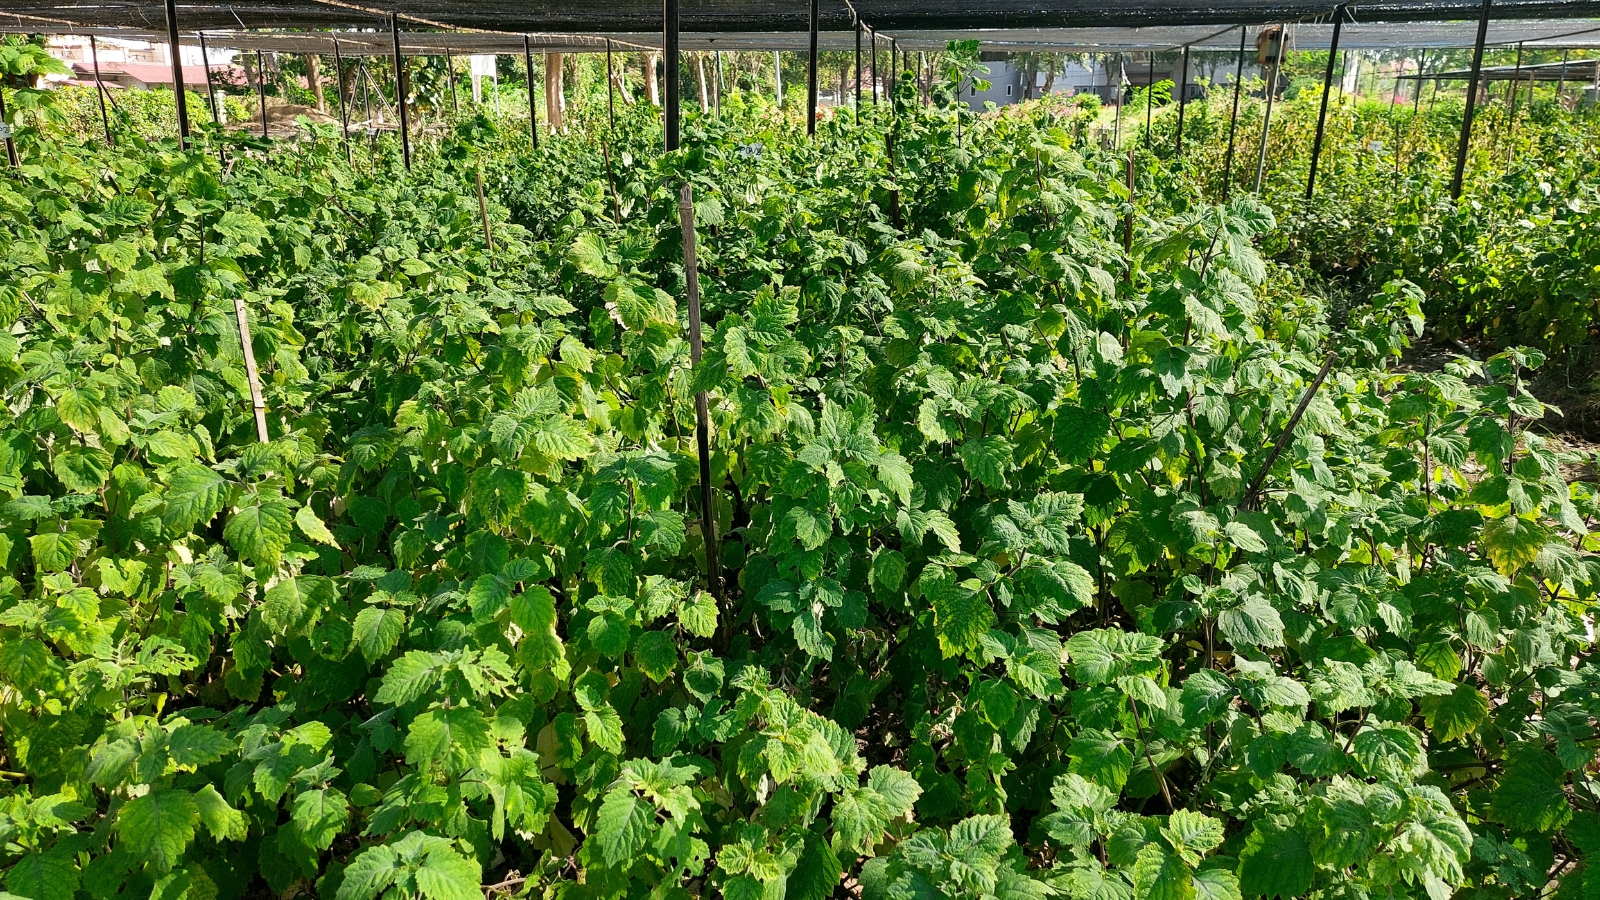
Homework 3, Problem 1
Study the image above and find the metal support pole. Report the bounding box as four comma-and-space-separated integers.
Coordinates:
1451, 0, 1492, 199
196, 31, 225, 166
1556, 50, 1569, 101
1145, 54, 1154, 145
164, 0, 190, 147
90, 36, 113, 146
607, 39, 616, 131
1254, 25, 1287, 192
523, 36, 539, 149
255, 50, 268, 139
715, 51, 723, 115
892, 40, 900, 108
855, 20, 863, 120
334, 37, 352, 166
806, 0, 819, 136
391, 13, 411, 169
871, 28, 878, 104
197, 32, 220, 125
1222, 27, 1246, 199
1505, 42, 1523, 137
1415, 51, 1427, 110
445, 48, 458, 116
1175, 45, 1190, 157
774, 52, 782, 107
678, 183, 721, 600
1306, 6, 1345, 200
666, 0, 681, 150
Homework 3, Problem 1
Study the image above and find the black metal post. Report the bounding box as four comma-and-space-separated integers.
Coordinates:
0, 82, 16, 168
1144, 54, 1154, 145
1174, 45, 1189, 157
871, 28, 878, 105
1415, 51, 1427, 110
892, 39, 899, 109
1556, 50, 1569, 100
855, 20, 863, 121
391, 14, 410, 169
90, 36, 113, 146
1306, 5, 1346, 200
197, 32, 219, 125
1505, 42, 1524, 132
607, 39, 616, 131
1451, 0, 1492, 199
806, 0, 818, 136
1221, 27, 1246, 198
334, 37, 352, 166
445, 48, 458, 116
523, 35, 539, 149
196, 31, 225, 166
255, 50, 268, 139
665, 0, 680, 151
164, 0, 190, 147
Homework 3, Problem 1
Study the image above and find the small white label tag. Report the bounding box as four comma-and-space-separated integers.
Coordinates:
0, 124, 13, 140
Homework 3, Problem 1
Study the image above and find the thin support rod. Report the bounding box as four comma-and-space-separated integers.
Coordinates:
445, 48, 458, 116
679, 183, 721, 600
233, 293, 270, 443
334, 37, 352, 166
607, 39, 616, 131
806, 0, 818, 136
1505, 42, 1523, 141
871, 28, 878, 104
1451, 0, 1492, 199
1306, 6, 1346, 201
1556, 50, 1569, 100
197, 31, 225, 166
255, 50, 268, 139
391, 13, 410, 170
1253, 24, 1287, 192
855, 20, 862, 121
1144, 54, 1154, 145
665, 0, 681, 150
891, 40, 898, 109
1175, 45, 1190, 157
1241, 351, 1338, 510
523, 35, 538, 149
90, 35, 113, 146
197, 31, 219, 125
1221, 27, 1246, 199
164, 0, 190, 147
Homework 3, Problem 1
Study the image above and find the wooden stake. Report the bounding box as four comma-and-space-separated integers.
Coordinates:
476, 167, 494, 253
678, 184, 721, 599
233, 297, 270, 443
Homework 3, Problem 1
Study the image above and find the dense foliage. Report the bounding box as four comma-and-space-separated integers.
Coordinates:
2, 57, 1600, 900
1169, 83, 1600, 365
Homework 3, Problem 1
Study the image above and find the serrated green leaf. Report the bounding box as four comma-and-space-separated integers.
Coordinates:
115, 789, 199, 872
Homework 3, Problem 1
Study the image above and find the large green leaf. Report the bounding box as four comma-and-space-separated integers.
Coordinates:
115, 789, 199, 872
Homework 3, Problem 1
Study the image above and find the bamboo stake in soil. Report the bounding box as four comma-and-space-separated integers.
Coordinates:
476, 168, 494, 253
233, 298, 270, 443
679, 184, 722, 600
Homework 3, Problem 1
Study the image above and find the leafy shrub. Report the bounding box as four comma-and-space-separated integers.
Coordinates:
0, 78, 1596, 900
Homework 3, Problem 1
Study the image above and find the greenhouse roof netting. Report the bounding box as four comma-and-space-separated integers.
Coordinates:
7, 17, 1600, 54
7, 0, 1600, 36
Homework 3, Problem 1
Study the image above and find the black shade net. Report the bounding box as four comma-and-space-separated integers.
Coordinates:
7, 0, 1600, 35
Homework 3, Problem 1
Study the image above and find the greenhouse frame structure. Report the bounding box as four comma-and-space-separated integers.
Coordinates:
5, 0, 1600, 584
6, 0, 1600, 189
